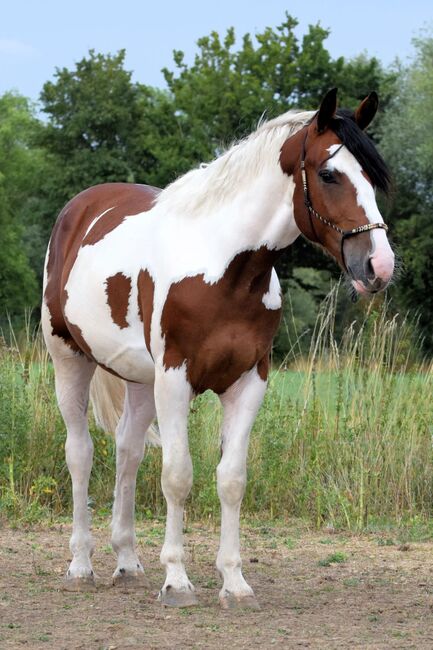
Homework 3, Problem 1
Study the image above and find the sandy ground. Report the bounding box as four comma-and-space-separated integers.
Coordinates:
1, 519, 433, 649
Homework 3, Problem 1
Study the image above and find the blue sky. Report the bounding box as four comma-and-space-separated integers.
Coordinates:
1, 0, 432, 103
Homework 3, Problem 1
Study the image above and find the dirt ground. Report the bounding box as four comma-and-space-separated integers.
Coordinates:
1, 520, 433, 649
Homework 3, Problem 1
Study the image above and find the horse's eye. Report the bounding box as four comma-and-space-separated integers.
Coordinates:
319, 170, 337, 184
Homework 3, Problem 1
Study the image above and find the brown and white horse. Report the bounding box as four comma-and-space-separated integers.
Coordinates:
42, 88, 394, 608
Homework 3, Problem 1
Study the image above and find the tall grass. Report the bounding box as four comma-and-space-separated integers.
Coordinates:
1, 291, 432, 529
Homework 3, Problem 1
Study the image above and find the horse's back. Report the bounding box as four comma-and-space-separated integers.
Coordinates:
43, 183, 160, 365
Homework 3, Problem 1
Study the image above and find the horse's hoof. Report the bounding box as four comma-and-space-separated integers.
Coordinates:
219, 591, 260, 610
112, 570, 146, 589
62, 574, 97, 592
158, 586, 198, 608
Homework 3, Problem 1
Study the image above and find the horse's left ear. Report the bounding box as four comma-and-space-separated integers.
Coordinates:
317, 87, 338, 134
354, 92, 379, 130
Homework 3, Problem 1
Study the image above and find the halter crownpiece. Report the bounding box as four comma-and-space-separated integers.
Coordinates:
299, 134, 388, 272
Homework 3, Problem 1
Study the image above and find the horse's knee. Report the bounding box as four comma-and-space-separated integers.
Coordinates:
217, 465, 246, 506
116, 438, 145, 474
162, 455, 193, 503
65, 433, 93, 475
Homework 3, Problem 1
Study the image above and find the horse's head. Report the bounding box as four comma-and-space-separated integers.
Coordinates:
280, 88, 394, 295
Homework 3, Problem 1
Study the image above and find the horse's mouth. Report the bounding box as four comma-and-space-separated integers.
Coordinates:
351, 278, 385, 295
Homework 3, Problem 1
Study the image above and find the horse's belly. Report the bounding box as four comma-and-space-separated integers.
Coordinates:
92, 333, 154, 383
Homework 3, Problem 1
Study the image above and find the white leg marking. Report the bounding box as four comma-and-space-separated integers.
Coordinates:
112, 381, 156, 583
53, 352, 96, 582
154, 363, 197, 605
217, 367, 267, 607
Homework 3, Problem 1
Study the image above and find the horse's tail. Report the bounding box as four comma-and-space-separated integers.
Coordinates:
89, 366, 161, 446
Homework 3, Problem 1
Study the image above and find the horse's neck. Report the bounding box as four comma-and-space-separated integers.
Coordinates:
200, 123, 304, 253
118, 162, 301, 289
204, 167, 300, 256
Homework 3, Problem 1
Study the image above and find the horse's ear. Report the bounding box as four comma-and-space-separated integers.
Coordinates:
316, 87, 338, 134
354, 91, 379, 130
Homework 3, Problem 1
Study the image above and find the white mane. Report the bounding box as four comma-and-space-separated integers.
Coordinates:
156, 110, 314, 216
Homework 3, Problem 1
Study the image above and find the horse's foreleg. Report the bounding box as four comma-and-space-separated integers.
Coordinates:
217, 366, 267, 609
111, 381, 155, 586
53, 353, 96, 591
154, 363, 197, 607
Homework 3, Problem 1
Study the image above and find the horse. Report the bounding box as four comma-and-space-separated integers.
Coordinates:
42, 88, 394, 609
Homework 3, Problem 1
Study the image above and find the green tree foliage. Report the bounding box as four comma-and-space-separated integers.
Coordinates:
0, 93, 40, 318
163, 14, 393, 157
130, 86, 201, 187
380, 34, 433, 350
39, 50, 142, 202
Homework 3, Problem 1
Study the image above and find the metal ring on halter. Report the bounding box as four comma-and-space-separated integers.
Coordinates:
299, 131, 388, 273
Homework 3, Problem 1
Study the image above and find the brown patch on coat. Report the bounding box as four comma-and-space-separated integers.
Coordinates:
257, 353, 270, 382
44, 183, 160, 357
105, 273, 132, 329
161, 247, 283, 395
137, 269, 155, 354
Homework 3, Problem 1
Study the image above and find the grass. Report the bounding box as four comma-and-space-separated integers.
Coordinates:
318, 552, 348, 567
1, 289, 433, 531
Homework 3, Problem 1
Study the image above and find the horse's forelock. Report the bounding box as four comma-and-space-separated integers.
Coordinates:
329, 109, 391, 195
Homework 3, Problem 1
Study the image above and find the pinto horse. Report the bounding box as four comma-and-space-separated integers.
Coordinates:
42, 88, 394, 608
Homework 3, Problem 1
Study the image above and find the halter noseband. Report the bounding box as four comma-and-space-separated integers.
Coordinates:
300, 131, 388, 272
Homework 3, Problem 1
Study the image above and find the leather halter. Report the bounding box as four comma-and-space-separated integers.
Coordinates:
300, 132, 388, 272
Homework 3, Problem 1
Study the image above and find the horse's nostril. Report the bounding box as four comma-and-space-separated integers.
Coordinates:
369, 277, 385, 292
366, 257, 375, 280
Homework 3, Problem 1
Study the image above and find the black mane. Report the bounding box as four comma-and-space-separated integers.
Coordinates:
328, 109, 390, 194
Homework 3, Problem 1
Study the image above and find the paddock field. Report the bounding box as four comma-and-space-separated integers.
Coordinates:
1, 302, 433, 647
1, 519, 433, 649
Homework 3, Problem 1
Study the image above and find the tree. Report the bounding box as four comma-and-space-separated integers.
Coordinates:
130, 86, 204, 187
39, 50, 142, 202
0, 93, 40, 319
163, 14, 394, 157
38, 51, 197, 213
379, 33, 433, 350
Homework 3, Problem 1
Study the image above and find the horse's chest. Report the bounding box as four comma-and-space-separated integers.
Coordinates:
160, 268, 281, 394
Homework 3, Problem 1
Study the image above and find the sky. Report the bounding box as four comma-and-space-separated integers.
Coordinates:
1, 0, 432, 104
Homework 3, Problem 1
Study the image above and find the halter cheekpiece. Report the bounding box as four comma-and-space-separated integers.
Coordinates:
300, 131, 388, 272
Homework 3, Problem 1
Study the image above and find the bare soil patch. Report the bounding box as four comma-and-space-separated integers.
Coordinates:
1, 520, 433, 649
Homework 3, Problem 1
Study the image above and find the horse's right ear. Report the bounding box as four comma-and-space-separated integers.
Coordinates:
316, 88, 338, 134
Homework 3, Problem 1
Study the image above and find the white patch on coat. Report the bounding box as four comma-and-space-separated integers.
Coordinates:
262, 268, 282, 310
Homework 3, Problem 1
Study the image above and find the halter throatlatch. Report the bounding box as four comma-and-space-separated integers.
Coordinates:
300, 133, 388, 273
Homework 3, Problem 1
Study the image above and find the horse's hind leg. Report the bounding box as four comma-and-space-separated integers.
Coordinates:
111, 381, 156, 586
217, 366, 267, 610
48, 343, 96, 590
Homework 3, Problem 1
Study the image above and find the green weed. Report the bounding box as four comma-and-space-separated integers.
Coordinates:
318, 552, 348, 567
1, 291, 433, 532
